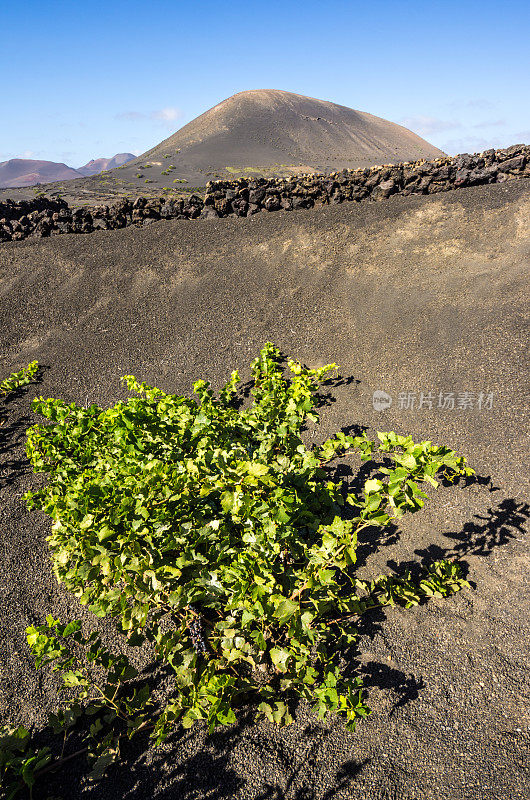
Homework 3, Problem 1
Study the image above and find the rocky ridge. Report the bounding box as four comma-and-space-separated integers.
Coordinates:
1, 144, 528, 242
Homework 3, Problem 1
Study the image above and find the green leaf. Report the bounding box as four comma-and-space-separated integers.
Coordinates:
62, 671, 85, 687
216, 706, 236, 725
258, 701, 274, 723
270, 648, 291, 672
245, 462, 269, 477
79, 514, 95, 531
220, 491, 235, 513
366, 495, 382, 512
88, 748, 119, 781
271, 701, 293, 725
62, 620, 82, 637
273, 598, 299, 625
97, 525, 115, 542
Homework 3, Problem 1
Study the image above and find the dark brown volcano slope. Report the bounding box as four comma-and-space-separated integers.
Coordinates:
137, 89, 445, 182
0, 180, 529, 799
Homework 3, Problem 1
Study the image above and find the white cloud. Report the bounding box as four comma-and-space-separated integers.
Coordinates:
399, 115, 462, 136
441, 135, 505, 155
471, 119, 507, 129
152, 107, 181, 122
445, 99, 497, 112
115, 107, 182, 127
18, 149, 35, 158
116, 111, 146, 121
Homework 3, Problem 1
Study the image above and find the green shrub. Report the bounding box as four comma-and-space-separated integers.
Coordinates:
1, 361, 39, 428
1, 362, 38, 398
1, 345, 474, 794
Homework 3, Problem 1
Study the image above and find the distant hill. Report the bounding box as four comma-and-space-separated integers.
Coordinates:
0, 153, 135, 188
0, 159, 81, 189
76, 153, 135, 177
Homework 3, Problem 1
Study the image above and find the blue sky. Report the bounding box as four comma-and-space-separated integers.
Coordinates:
1, 0, 529, 166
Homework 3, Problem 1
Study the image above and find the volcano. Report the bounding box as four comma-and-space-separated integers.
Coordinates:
135, 89, 445, 182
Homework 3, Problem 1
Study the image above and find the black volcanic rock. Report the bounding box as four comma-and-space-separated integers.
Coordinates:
1, 144, 529, 243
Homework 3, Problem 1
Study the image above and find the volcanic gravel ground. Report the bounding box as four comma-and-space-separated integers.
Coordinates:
0, 178, 529, 799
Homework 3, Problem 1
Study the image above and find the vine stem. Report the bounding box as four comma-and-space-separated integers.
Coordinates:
33, 719, 155, 781
65, 637, 125, 717
34, 745, 89, 778
325, 601, 382, 626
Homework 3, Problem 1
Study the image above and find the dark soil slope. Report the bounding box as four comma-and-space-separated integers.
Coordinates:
0, 180, 529, 800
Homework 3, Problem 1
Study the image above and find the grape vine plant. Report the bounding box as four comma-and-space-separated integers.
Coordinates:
0, 361, 38, 423
1, 344, 474, 797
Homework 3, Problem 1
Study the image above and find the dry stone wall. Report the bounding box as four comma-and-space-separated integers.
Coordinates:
1, 144, 529, 242
0, 194, 205, 242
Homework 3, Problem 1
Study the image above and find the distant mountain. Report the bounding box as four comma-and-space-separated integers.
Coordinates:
0, 153, 136, 188
0, 159, 81, 189
76, 153, 135, 177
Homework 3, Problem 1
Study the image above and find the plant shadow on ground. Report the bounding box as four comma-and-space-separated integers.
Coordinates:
11, 367, 530, 800
41, 711, 370, 800
0, 365, 47, 491
353, 493, 530, 720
